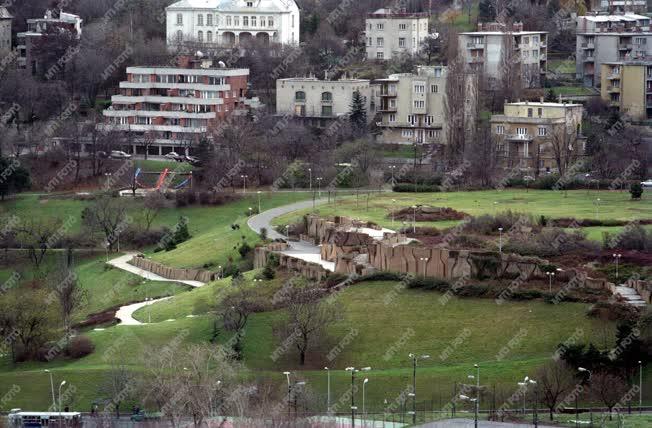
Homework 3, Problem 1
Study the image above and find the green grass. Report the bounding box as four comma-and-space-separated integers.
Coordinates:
379, 144, 419, 159
132, 159, 193, 173
550, 86, 597, 96
148, 192, 309, 269
548, 59, 576, 74
272, 189, 652, 233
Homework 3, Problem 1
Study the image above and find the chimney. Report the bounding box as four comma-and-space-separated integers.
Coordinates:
540, 96, 544, 103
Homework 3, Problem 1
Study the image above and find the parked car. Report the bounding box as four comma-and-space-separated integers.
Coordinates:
96, 151, 108, 158
130, 411, 162, 422
110, 150, 132, 159
641, 179, 652, 188
184, 155, 199, 164
164, 151, 182, 161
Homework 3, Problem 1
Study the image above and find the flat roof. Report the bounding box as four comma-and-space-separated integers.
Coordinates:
459, 31, 547, 35
277, 77, 370, 83
126, 66, 249, 76
580, 13, 649, 22
603, 60, 652, 66
506, 101, 583, 107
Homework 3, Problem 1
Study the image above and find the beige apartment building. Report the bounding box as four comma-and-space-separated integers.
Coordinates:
365, 8, 430, 60
275, 77, 377, 127
0, 7, 11, 58
375, 65, 449, 146
458, 22, 548, 88
601, 60, 652, 120
490, 101, 585, 173
576, 13, 652, 86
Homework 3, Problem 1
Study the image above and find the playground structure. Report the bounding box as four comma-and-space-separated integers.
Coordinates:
119, 167, 193, 197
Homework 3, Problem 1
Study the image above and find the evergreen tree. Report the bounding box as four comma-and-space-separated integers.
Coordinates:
173, 216, 190, 244
545, 89, 556, 102
478, 0, 496, 21
349, 90, 367, 131
0, 157, 31, 201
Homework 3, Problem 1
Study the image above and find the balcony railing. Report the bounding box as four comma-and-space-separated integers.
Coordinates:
583, 55, 594, 62
607, 86, 621, 92
379, 106, 397, 112
321, 99, 333, 105
618, 43, 633, 50
506, 134, 533, 141
380, 90, 397, 96
466, 42, 484, 49
581, 42, 595, 49
470, 57, 484, 63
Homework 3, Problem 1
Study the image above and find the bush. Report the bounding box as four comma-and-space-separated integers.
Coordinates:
406, 276, 451, 292
508, 290, 543, 300
504, 228, 599, 257
66, 336, 95, 359
393, 183, 441, 192
238, 241, 252, 258
462, 210, 534, 236
453, 284, 489, 297
602, 224, 651, 251
323, 272, 350, 288
357, 271, 406, 282
630, 183, 643, 199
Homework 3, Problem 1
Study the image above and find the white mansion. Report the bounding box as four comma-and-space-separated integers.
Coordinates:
166, 0, 300, 47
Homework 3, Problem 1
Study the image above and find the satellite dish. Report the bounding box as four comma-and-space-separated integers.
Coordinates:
196, 50, 204, 58
218, 61, 226, 68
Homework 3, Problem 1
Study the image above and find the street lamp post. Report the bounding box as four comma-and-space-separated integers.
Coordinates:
391, 199, 396, 225
257, 191, 262, 213
346, 366, 371, 427
498, 227, 503, 254
579, 367, 593, 426
240, 174, 248, 194
474, 364, 480, 415
58, 380, 66, 421
419, 257, 429, 277
546, 271, 555, 293
612, 253, 622, 280
363, 378, 369, 423
317, 177, 322, 198
459, 395, 478, 428
324, 367, 331, 414
638, 361, 643, 414
308, 168, 312, 191
409, 354, 430, 425
44, 370, 56, 410
595, 198, 601, 219
412, 205, 417, 233
389, 165, 396, 185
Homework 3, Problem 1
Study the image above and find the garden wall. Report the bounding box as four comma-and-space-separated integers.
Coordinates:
626, 278, 652, 303
254, 244, 330, 280
128, 256, 217, 283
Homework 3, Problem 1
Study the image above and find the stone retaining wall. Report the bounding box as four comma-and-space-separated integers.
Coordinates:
129, 256, 216, 283
254, 244, 330, 280
626, 279, 652, 303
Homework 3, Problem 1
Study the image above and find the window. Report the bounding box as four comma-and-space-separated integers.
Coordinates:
207, 14, 213, 26
294, 105, 305, 116
376, 52, 384, 59
425, 116, 434, 125
434, 68, 442, 77
413, 100, 425, 108
377, 37, 384, 47
527, 108, 533, 117
247, 1, 253, 5
207, 31, 213, 42
243, 16, 248, 26
176, 13, 183, 25
367, 37, 372, 46
198, 31, 203, 42
402, 130, 414, 137
226, 16, 232, 26
268, 17, 274, 27
427, 130, 440, 139
260, 17, 266, 27
413, 83, 425, 93
538, 127, 547, 136
537, 108, 542, 117
321, 92, 332, 102
533, 35, 539, 43
517, 127, 527, 135
295, 91, 305, 101
496, 125, 504, 134
533, 50, 539, 59
399, 23, 406, 30
321, 106, 333, 116
407, 115, 416, 124
377, 23, 384, 30
234, 16, 239, 26
291, 15, 294, 27
198, 14, 203, 26
176, 30, 183, 42
430, 84, 438, 93
251, 16, 256, 27
132, 74, 149, 83
209, 76, 225, 85
634, 37, 646, 45
523, 36, 529, 44
399, 38, 405, 47
389, 114, 396, 122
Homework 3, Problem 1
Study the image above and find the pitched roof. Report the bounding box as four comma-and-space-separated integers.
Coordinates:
0, 7, 13, 19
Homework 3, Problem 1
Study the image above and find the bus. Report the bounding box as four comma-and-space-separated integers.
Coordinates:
7, 410, 82, 427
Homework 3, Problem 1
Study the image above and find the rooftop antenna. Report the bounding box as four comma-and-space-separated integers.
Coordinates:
218, 60, 226, 68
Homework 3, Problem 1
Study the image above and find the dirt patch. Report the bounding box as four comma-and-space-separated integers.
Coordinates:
73, 306, 121, 330
391, 206, 468, 222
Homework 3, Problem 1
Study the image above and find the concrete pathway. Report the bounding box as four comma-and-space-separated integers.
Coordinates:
114, 296, 172, 326
107, 253, 205, 287
614, 285, 647, 307
416, 419, 556, 428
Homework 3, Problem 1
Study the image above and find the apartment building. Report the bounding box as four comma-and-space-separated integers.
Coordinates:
458, 22, 548, 88
275, 76, 377, 127
589, 0, 648, 14
16, 10, 82, 74
601, 60, 652, 120
0, 7, 11, 58
375, 65, 450, 146
490, 101, 585, 173
99, 57, 257, 156
365, 8, 430, 60
166, 0, 300, 47
576, 13, 652, 86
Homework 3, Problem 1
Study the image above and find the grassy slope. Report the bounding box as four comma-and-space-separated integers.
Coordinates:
148, 192, 308, 269
272, 190, 652, 234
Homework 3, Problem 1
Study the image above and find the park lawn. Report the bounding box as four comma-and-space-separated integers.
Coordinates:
74, 257, 191, 321
550, 86, 597, 96
379, 144, 418, 159
272, 190, 652, 232
148, 192, 309, 269
575, 224, 652, 242
548, 59, 576, 74
0, 280, 626, 412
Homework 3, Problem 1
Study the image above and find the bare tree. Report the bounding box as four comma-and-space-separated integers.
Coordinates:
549, 124, 581, 177
15, 218, 64, 269
141, 192, 166, 231
590, 371, 628, 420
49, 248, 85, 341
276, 282, 342, 366
218, 279, 265, 359
81, 196, 129, 251
498, 31, 522, 102
100, 362, 135, 418
536, 361, 577, 421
